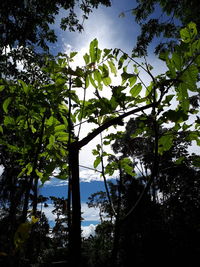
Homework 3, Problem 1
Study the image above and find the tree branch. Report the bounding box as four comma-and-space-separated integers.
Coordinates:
77, 103, 155, 149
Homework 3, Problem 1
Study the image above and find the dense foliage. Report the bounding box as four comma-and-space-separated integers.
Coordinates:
0, 0, 111, 49
0, 0, 111, 80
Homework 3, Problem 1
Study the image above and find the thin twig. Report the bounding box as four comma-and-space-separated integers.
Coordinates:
77, 80, 87, 139
118, 48, 155, 81
79, 164, 102, 173
100, 132, 117, 216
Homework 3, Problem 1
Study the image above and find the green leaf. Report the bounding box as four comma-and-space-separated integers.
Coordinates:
191, 39, 200, 56
44, 162, 57, 175
93, 70, 103, 89
103, 48, 112, 59
83, 53, 90, 65
130, 83, 142, 97
26, 163, 33, 176
85, 75, 90, 88
121, 72, 133, 85
4, 116, 15, 126
118, 54, 127, 69
102, 76, 111, 86
70, 52, 78, 59
163, 109, 188, 123
35, 169, 43, 179
92, 149, 99, 156
54, 130, 68, 137
144, 82, 154, 105
94, 156, 101, 169
17, 167, 27, 178
89, 38, 98, 63
158, 134, 174, 155
192, 156, 200, 167
120, 158, 135, 176
94, 69, 101, 83
99, 64, 109, 78
159, 51, 169, 61
108, 60, 117, 76
187, 131, 200, 145
57, 135, 68, 142
30, 125, 36, 133
18, 80, 29, 94
3, 97, 12, 113
0, 85, 5, 92
55, 76, 66, 85
105, 161, 118, 176
175, 156, 185, 165
172, 52, 183, 71
177, 83, 189, 112
180, 22, 197, 43
74, 77, 83, 87
0, 125, 3, 133
181, 65, 198, 92
46, 116, 54, 126
55, 124, 66, 132
129, 75, 137, 87
48, 135, 55, 148
96, 47, 102, 63
163, 94, 174, 105
14, 222, 32, 250
89, 75, 98, 88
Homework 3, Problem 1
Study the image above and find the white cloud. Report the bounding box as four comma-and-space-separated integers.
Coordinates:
43, 203, 98, 238
80, 166, 102, 183
3, 46, 25, 71
41, 203, 57, 222
41, 202, 100, 224
41, 177, 68, 187
0, 165, 4, 176
188, 141, 200, 155
81, 202, 100, 222
82, 224, 96, 238
62, 7, 119, 52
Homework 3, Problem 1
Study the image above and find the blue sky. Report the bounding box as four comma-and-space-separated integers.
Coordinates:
40, 179, 106, 224
50, 0, 140, 55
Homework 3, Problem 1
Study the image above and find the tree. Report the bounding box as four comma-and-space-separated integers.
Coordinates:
85, 122, 200, 266
50, 196, 69, 248
87, 191, 110, 223
0, 0, 111, 50
0, 60, 70, 266
0, 1, 111, 84
126, 0, 200, 56
110, 119, 200, 264
1, 22, 200, 266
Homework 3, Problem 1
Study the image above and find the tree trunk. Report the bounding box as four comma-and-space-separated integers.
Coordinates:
21, 175, 33, 222
32, 176, 39, 216
111, 164, 123, 266
69, 143, 81, 267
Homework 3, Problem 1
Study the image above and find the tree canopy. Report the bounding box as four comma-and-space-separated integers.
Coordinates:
0, 0, 111, 50
129, 0, 200, 55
